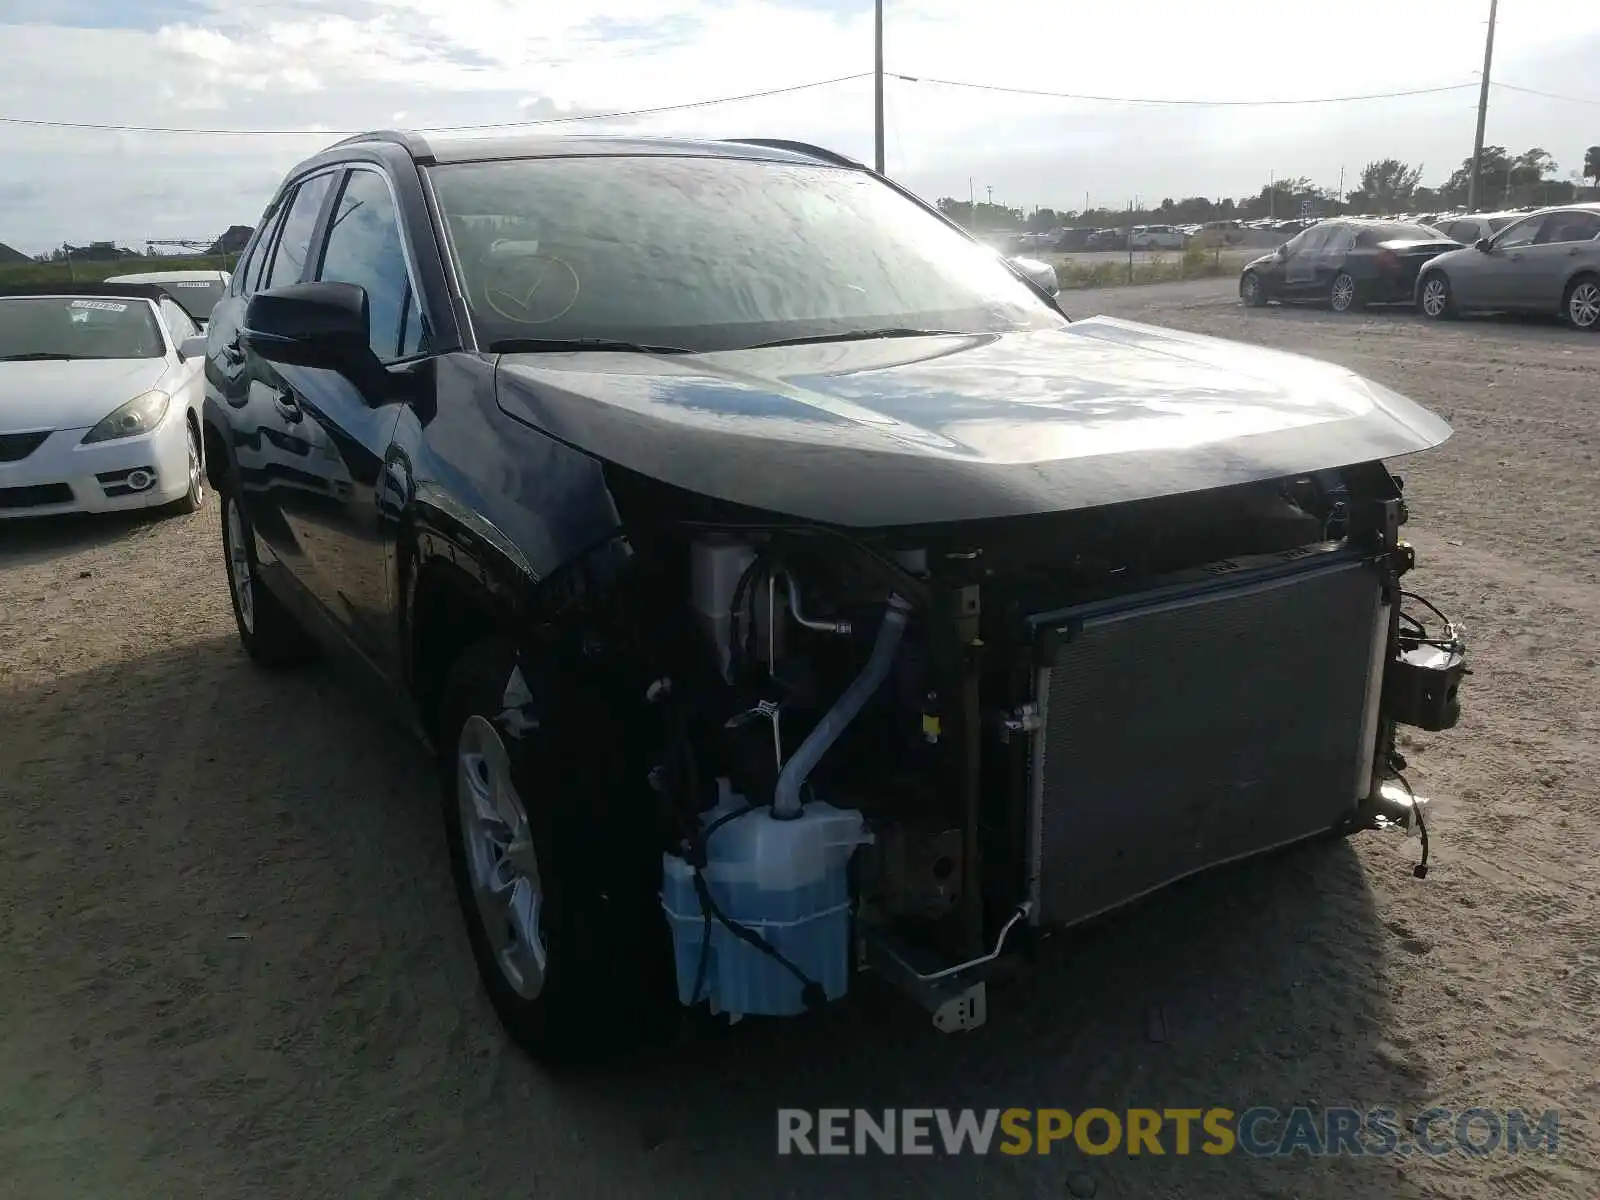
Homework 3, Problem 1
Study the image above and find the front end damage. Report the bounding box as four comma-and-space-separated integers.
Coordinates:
526, 460, 1467, 1033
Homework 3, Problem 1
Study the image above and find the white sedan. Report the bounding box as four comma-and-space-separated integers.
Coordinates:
0, 284, 207, 519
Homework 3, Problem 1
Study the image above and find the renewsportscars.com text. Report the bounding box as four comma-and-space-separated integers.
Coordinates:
776, 1107, 1560, 1158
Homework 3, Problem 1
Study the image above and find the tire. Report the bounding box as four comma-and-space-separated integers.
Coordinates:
219, 489, 316, 667
1329, 271, 1362, 313
437, 640, 674, 1067
165, 417, 205, 516
1239, 270, 1268, 307
1418, 272, 1455, 320
1563, 274, 1600, 332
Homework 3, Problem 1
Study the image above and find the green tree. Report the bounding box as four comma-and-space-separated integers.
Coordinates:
1347, 159, 1424, 214
1511, 148, 1557, 185
1442, 146, 1511, 206
1584, 145, 1600, 186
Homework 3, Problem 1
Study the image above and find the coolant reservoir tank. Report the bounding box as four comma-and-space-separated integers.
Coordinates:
660, 781, 872, 1018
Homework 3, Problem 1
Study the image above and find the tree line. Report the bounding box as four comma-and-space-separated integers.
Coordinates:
940, 145, 1600, 232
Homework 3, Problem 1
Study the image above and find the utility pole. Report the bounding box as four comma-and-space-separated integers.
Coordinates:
986, 185, 994, 206
1269, 170, 1275, 220
873, 0, 885, 174
1467, 0, 1498, 212
1338, 164, 1345, 212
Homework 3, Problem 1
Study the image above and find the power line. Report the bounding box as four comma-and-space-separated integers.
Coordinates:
1491, 80, 1600, 107
0, 73, 872, 136
4, 69, 1595, 139
889, 74, 1481, 107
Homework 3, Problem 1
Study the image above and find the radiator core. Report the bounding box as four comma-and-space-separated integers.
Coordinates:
1026, 553, 1387, 927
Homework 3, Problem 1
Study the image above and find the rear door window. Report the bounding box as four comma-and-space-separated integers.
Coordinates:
262, 173, 336, 290
1534, 212, 1600, 245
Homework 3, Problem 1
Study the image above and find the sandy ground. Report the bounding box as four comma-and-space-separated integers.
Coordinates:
2, 281, 1598, 1199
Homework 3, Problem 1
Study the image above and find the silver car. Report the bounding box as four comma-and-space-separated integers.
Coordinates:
1416, 203, 1600, 331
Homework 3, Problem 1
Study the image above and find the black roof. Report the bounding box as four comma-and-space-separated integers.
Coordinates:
0, 281, 176, 303
0, 281, 200, 320
325, 129, 865, 170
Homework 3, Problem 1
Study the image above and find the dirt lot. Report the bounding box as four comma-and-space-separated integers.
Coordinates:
2, 279, 1597, 1199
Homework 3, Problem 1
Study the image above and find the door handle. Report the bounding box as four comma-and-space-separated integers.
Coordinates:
272, 387, 303, 423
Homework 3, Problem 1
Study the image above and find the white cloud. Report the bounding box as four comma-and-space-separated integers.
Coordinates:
2, 0, 1599, 252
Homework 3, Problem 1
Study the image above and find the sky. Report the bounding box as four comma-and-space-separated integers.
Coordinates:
2, 0, 1599, 253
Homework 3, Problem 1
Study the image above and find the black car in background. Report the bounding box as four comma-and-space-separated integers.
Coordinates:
1239, 219, 1460, 312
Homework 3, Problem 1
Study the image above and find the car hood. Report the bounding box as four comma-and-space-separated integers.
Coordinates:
494, 318, 1452, 527
0, 357, 170, 432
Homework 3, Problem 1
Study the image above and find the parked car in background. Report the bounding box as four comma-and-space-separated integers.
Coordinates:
1053, 227, 1096, 251
1434, 212, 1520, 246
1199, 220, 1244, 247
1130, 224, 1185, 250
1085, 227, 1126, 250
1415, 204, 1600, 330
0, 283, 207, 518
1239, 219, 1458, 312
202, 129, 1460, 1065
105, 269, 231, 328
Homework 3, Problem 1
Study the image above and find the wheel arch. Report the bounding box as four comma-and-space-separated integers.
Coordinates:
1563, 267, 1600, 312
200, 399, 235, 492
402, 526, 527, 744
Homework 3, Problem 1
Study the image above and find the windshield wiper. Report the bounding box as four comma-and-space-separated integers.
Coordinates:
738, 328, 966, 350
488, 337, 693, 355
0, 352, 83, 362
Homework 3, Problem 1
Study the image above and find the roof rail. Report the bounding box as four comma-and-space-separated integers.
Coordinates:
726, 138, 865, 170
326, 129, 432, 158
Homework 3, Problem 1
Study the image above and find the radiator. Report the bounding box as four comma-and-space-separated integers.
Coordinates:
1025, 551, 1389, 928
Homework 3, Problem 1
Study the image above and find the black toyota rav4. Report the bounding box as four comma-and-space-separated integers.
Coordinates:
202, 131, 1465, 1066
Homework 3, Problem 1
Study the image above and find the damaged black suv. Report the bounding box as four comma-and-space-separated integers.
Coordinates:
201, 131, 1466, 1065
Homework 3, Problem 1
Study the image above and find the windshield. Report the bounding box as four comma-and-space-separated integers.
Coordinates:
428, 155, 1063, 353
0, 296, 165, 360
154, 280, 225, 321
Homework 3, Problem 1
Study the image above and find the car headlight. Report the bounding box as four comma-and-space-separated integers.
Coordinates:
81, 390, 171, 444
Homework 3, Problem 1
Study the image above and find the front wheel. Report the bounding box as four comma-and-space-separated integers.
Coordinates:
1564, 274, 1600, 331
220, 490, 316, 667
164, 419, 205, 515
1329, 272, 1362, 313
1419, 272, 1455, 320
438, 641, 673, 1067
1239, 271, 1268, 307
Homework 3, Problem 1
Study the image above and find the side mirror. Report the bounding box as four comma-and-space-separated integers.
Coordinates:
178, 334, 207, 362
244, 282, 385, 395
1474, 238, 1492, 253
1008, 254, 1060, 298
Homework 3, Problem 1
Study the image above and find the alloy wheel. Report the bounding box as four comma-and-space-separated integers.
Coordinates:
1241, 274, 1261, 305
225, 498, 254, 634
1421, 277, 1449, 318
186, 423, 204, 506
457, 714, 547, 1000
1569, 281, 1600, 330
1330, 274, 1356, 312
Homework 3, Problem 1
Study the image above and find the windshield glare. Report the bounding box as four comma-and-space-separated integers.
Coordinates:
0, 296, 166, 360
428, 155, 1063, 353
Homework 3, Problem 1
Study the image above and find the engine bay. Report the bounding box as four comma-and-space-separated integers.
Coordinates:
555, 459, 1463, 1024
